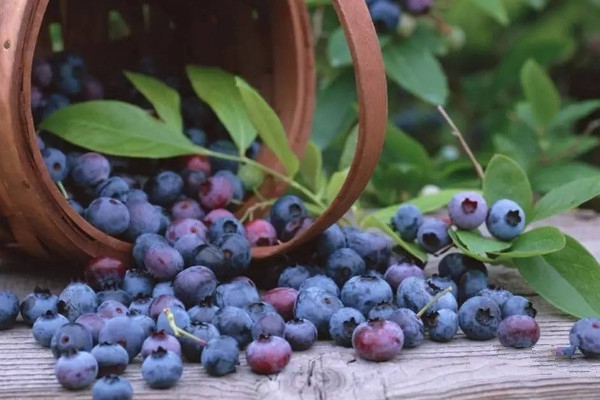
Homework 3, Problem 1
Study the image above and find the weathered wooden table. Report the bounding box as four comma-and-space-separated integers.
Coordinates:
0, 211, 599, 399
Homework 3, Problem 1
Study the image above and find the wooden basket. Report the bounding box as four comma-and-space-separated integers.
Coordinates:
0, 0, 387, 266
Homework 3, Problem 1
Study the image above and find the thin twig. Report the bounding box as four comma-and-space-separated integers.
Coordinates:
312, 6, 325, 46
56, 181, 69, 199
583, 118, 600, 137
437, 106, 485, 181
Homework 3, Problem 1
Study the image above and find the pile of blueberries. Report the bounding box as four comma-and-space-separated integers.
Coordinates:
366, 0, 432, 33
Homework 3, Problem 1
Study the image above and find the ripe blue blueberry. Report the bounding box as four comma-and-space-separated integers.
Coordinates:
51, 322, 94, 358
96, 300, 129, 319
389, 308, 424, 348
213, 279, 260, 309
216, 233, 252, 280
92, 375, 133, 400
402, 0, 432, 15
278, 265, 311, 290
424, 309, 459, 342
269, 195, 308, 238
208, 216, 246, 243
201, 335, 240, 377
42, 147, 69, 182
212, 306, 254, 348
458, 269, 488, 306
340, 275, 393, 317
325, 248, 366, 288
143, 170, 184, 207
179, 322, 220, 363
367, 301, 398, 320
84, 197, 131, 236
54, 349, 98, 390
141, 347, 183, 389
156, 306, 191, 336
284, 318, 318, 351
96, 288, 132, 307
486, 199, 526, 241
395, 276, 431, 314
345, 229, 392, 272
383, 262, 425, 293
180, 169, 207, 199
98, 315, 146, 362
329, 307, 366, 347
70, 152, 111, 188
68, 199, 84, 216
32, 310, 70, 347
299, 275, 340, 297
391, 203, 423, 241
58, 282, 98, 322
448, 191, 488, 230
173, 266, 217, 309
497, 315, 540, 348
122, 269, 155, 299
90, 342, 130, 377
501, 295, 537, 319
20, 287, 58, 326
131, 313, 155, 338
315, 223, 347, 261
185, 127, 207, 147
149, 294, 184, 320
128, 295, 153, 317
171, 198, 204, 221
368, 0, 401, 33
294, 287, 343, 338
569, 318, 600, 358
95, 177, 130, 203
476, 286, 513, 308
75, 313, 106, 345
188, 299, 220, 324
208, 140, 239, 173
50, 52, 86, 96
33, 57, 53, 88
426, 275, 458, 300
244, 301, 278, 324
251, 312, 286, 340
437, 252, 486, 284
173, 234, 206, 267
132, 233, 169, 269
38, 93, 70, 121
124, 200, 163, 240
416, 218, 451, 253
152, 281, 175, 298
458, 296, 502, 341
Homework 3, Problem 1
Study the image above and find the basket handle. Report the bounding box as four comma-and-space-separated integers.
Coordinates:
252, 0, 387, 259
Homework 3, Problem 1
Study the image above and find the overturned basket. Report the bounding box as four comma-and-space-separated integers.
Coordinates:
0, 0, 387, 265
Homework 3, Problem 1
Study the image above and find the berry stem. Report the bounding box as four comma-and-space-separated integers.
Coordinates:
436, 106, 485, 181
239, 199, 276, 222
163, 308, 207, 346
416, 286, 453, 318
56, 181, 69, 199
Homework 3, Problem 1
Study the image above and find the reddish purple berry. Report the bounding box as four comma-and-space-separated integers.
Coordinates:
83, 256, 126, 292
244, 219, 277, 247
261, 287, 298, 321
199, 176, 233, 210
245, 334, 292, 375
141, 330, 182, 359
144, 244, 184, 281
383, 262, 425, 293
54, 349, 98, 390
171, 199, 205, 220
497, 315, 540, 348
165, 218, 207, 245
351, 318, 404, 362
203, 209, 235, 228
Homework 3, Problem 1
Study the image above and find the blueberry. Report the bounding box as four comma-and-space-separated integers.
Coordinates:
426, 275, 458, 300
32, 310, 70, 347
368, 301, 398, 320
152, 281, 175, 298
144, 171, 184, 207
141, 347, 183, 389
92, 375, 133, 400
325, 248, 366, 288
476, 286, 513, 308
180, 169, 207, 199
98, 316, 146, 362
345, 230, 392, 272
244, 301, 278, 324
95, 177, 130, 203
149, 294, 184, 320
214, 279, 260, 309
299, 275, 340, 297
284, 318, 317, 351
19, 287, 58, 326
368, 0, 401, 33
42, 147, 69, 182
251, 312, 286, 340
277, 265, 311, 289
165, 218, 207, 245
90, 342, 129, 377
261, 287, 299, 321
173, 234, 206, 268
128, 295, 153, 317
352, 318, 404, 362
438, 252, 487, 284
391, 204, 423, 241
416, 218, 451, 253
131, 314, 155, 338
84, 197, 131, 236
144, 243, 184, 281
294, 287, 343, 338
458, 269, 488, 305
396, 277, 432, 314
124, 200, 163, 240
214, 170, 245, 202
173, 266, 217, 308
497, 315, 540, 348
70, 152, 111, 188
246, 334, 292, 375
209, 216, 246, 242
402, 0, 432, 15
122, 269, 155, 299
38, 93, 70, 121
68, 199, 84, 216
201, 335, 240, 376
328, 307, 366, 347
80, 75, 105, 100
383, 262, 425, 293
244, 219, 277, 247
141, 330, 182, 359
190, 242, 226, 275
96, 288, 132, 307
458, 296, 502, 341
340, 275, 393, 317
188, 299, 220, 324
269, 195, 308, 237
171, 198, 205, 220
215, 233, 252, 280
50, 52, 86, 96
58, 282, 98, 322
199, 175, 234, 210
179, 322, 220, 363
75, 313, 106, 345
486, 199, 526, 241
31, 85, 45, 113
315, 223, 347, 261
212, 306, 254, 348
51, 322, 94, 358
501, 295, 537, 319
54, 349, 98, 390
424, 309, 459, 342
389, 308, 424, 348
83, 256, 126, 292
185, 127, 207, 146
32, 57, 52, 88
97, 300, 129, 319
126, 188, 149, 203
156, 306, 191, 336
569, 318, 600, 358
132, 233, 169, 269
208, 140, 239, 173
448, 191, 488, 230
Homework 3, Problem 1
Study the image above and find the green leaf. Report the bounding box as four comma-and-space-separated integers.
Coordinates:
492, 226, 565, 258
360, 215, 427, 262
466, 0, 509, 25
452, 229, 514, 254
447, 230, 497, 263
542, 136, 600, 163
530, 162, 600, 192
339, 124, 358, 170
327, 27, 352, 68
123, 71, 183, 132
325, 168, 349, 204
531, 176, 600, 222
310, 69, 358, 150
369, 189, 478, 222
235, 77, 299, 176
483, 154, 533, 221
520, 59, 560, 129
383, 38, 449, 106
39, 100, 197, 158
549, 100, 600, 131
381, 124, 432, 178
514, 235, 600, 318
299, 140, 325, 193
186, 66, 256, 154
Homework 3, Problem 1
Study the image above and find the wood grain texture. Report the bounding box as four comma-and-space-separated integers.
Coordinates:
0, 210, 598, 399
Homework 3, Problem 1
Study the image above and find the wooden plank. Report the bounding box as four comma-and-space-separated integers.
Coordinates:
0, 210, 598, 399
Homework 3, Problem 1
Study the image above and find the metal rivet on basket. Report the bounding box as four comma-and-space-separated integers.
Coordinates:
3, 40, 10, 49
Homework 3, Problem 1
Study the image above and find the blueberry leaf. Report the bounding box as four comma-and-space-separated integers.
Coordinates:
235, 77, 299, 176
381, 124, 433, 180
383, 38, 449, 106
549, 100, 600, 131
531, 176, 600, 223
186, 66, 257, 154
491, 226, 565, 258
327, 27, 352, 68
520, 59, 560, 129
466, 0, 509, 25
447, 229, 497, 263
123, 71, 183, 133
360, 215, 427, 262
39, 100, 199, 158
530, 162, 600, 192
514, 235, 600, 318
299, 140, 326, 193
339, 124, 358, 171
450, 229, 513, 255
482, 154, 534, 222
325, 168, 349, 204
